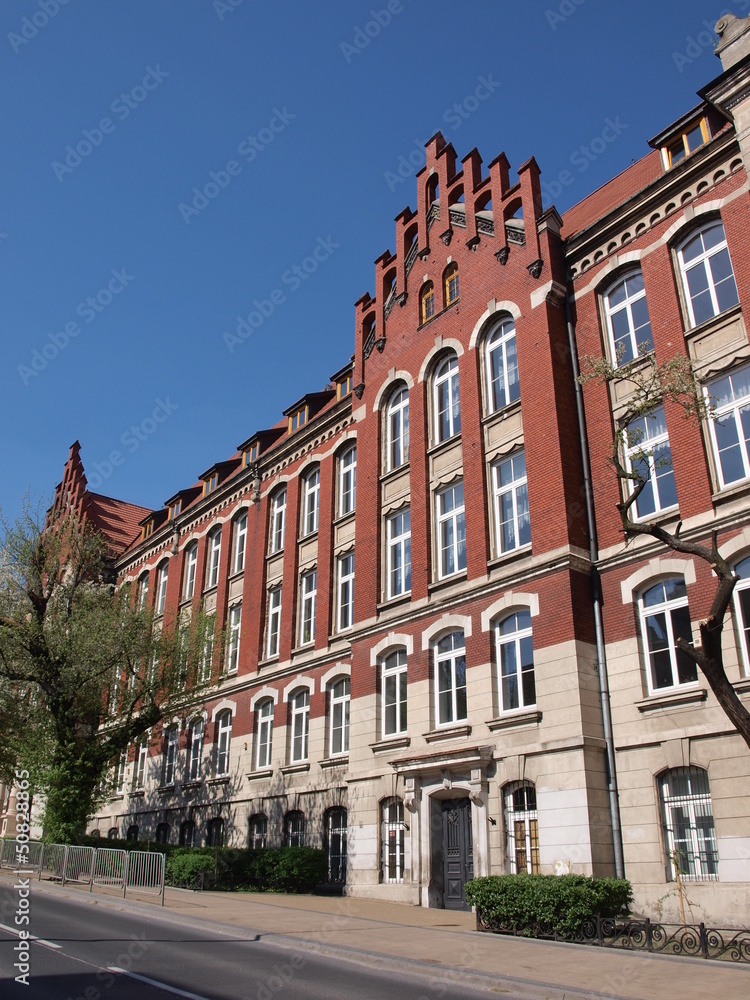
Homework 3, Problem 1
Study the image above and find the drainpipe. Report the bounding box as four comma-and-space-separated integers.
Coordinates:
565, 292, 625, 879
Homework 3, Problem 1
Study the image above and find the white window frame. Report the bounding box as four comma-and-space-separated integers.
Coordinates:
270, 488, 286, 553
163, 726, 178, 786
232, 511, 247, 575
602, 270, 653, 366
623, 406, 678, 519
115, 753, 127, 794
732, 555, 750, 676
705, 364, 750, 488
135, 739, 148, 790
659, 767, 719, 881
215, 711, 232, 776
206, 529, 222, 589
137, 572, 149, 609
299, 570, 317, 646
183, 545, 197, 601
337, 553, 355, 632
302, 468, 320, 536
249, 814, 267, 849
504, 782, 540, 874
434, 630, 467, 727
486, 318, 520, 412
339, 445, 357, 516
266, 586, 282, 659
381, 797, 405, 883
290, 689, 309, 762
386, 386, 410, 470
255, 700, 274, 770
677, 220, 739, 328
382, 649, 407, 737
495, 611, 535, 713
639, 578, 698, 693
436, 482, 466, 579
187, 719, 204, 781
433, 354, 461, 442
156, 562, 169, 615
386, 509, 411, 599
199, 623, 214, 684
329, 678, 350, 756
492, 451, 530, 554
285, 810, 305, 847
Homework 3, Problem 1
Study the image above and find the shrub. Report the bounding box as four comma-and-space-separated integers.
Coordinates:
165, 850, 216, 889
465, 874, 632, 938
162, 845, 327, 893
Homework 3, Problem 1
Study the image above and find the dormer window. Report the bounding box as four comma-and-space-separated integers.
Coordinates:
141, 520, 154, 540
204, 473, 218, 495
243, 442, 260, 467
662, 117, 709, 169
288, 405, 308, 433
168, 500, 181, 521
337, 374, 353, 400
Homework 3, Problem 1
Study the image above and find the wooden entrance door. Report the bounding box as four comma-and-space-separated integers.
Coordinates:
442, 798, 473, 910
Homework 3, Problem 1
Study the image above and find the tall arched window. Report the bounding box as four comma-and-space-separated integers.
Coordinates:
215, 710, 232, 776
639, 578, 697, 693
255, 699, 274, 770
284, 810, 305, 847
232, 511, 248, 574
289, 689, 309, 762
249, 813, 267, 850
381, 798, 405, 883
183, 544, 198, 601
206, 528, 222, 589
301, 467, 320, 536
338, 445, 357, 516
677, 220, 738, 327
329, 678, 350, 756
495, 610, 535, 713
136, 571, 149, 609
187, 718, 204, 781
433, 354, 461, 442
155, 560, 169, 615
434, 630, 466, 726
504, 782, 539, 874
733, 555, 750, 675
485, 318, 520, 412
623, 406, 677, 518
443, 262, 459, 306
382, 648, 407, 737
269, 488, 287, 553
420, 281, 435, 324
386, 385, 410, 470
155, 822, 170, 845
179, 820, 195, 847
602, 270, 653, 366
206, 817, 224, 848
659, 767, 718, 880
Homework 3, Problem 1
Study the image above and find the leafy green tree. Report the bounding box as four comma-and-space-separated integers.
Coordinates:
0, 502, 215, 842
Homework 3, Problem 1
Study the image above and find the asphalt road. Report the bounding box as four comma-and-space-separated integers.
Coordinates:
0, 883, 510, 1000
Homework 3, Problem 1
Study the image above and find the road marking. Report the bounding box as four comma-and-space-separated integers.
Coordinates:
108, 967, 212, 1000
0, 922, 62, 949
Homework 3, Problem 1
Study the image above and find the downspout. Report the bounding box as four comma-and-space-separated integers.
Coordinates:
565, 291, 625, 879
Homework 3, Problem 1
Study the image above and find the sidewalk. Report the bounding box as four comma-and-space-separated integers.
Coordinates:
9, 873, 750, 1000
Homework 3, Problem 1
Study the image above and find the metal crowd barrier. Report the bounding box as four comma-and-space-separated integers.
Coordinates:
126, 850, 166, 903
39, 843, 66, 881
63, 845, 95, 885
91, 848, 127, 890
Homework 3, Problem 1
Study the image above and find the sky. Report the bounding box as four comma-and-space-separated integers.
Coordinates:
1, 0, 741, 523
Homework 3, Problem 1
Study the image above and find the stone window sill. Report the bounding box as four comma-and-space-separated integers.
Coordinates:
207, 774, 231, 785
157, 784, 176, 795
635, 687, 707, 712
424, 724, 472, 743
320, 756, 349, 769
281, 762, 310, 775
129, 789, 145, 798
370, 736, 411, 754
246, 768, 273, 780
487, 710, 542, 731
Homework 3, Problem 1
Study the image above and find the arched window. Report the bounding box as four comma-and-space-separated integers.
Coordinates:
337, 553, 355, 632
443, 262, 459, 306
136, 571, 149, 609
677, 220, 738, 327
733, 555, 750, 675
108, 827, 119, 840
187, 718, 204, 781
126, 824, 139, 842
215, 710, 232, 776
382, 648, 407, 737
301, 467, 320, 536
492, 451, 530, 553
299, 570, 317, 646
163, 725, 178, 786
329, 678, 350, 756
206, 817, 224, 848
381, 798, 405, 883
386, 509, 411, 598
269, 487, 287, 554
155, 822, 170, 845
602, 270, 653, 366
284, 810, 305, 847
436, 482, 466, 578
179, 820, 195, 847
183, 544, 198, 601
420, 281, 435, 324
639, 578, 697, 693
324, 807, 347, 883
504, 782, 539, 874
338, 445, 357, 516
255, 699, 274, 770
289, 689, 309, 763
232, 511, 248, 575
266, 585, 282, 659
623, 406, 677, 518
433, 354, 461, 442
386, 385, 410, 471
485, 318, 520, 412
658, 767, 718, 880
155, 560, 169, 615
705, 363, 750, 487
249, 813, 267, 850
206, 528, 222, 589
434, 631, 466, 726
495, 610, 535, 713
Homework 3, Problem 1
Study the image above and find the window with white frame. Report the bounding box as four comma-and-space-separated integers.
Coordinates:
200, 623, 214, 683
206, 529, 222, 589
623, 406, 678, 518
248, 813, 267, 849
289, 689, 309, 762
163, 726, 178, 785
603, 270, 654, 366
639, 578, 697, 692
492, 451, 530, 554
266, 586, 282, 659
136, 572, 149, 609
386, 385, 410, 470
504, 782, 540, 874
270, 488, 286, 553
302, 468, 320, 536
434, 630, 467, 726
187, 718, 204, 781
339, 445, 357, 516
436, 482, 466, 578
659, 767, 718, 881
706, 364, 750, 487
433, 354, 461, 442
495, 610, 535, 713
115, 753, 127, 794
299, 570, 317, 646
486, 318, 520, 412
215, 711, 232, 776
337, 553, 355, 631
183, 544, 198, 601
733, 555, 750, 676
381, 797, 405, 883
156, 561, 169, 615
678, 220, 738, 327
382, 649, 407, 737
386, 509, 411, 598
255, 699, 274, 770
329, 678, 350, 756
134, 738, 148, 790
227, 603, 241, 674
232, 511, 247, 574
285, 810, 305, 847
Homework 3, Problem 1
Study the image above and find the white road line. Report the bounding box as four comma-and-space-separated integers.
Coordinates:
108, 967, 213, 1000
0, 921, 63, 949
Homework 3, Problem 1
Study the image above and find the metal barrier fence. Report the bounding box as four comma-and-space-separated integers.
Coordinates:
127, 850, 165, 903
0, 839, 17, 868
63, 845, 95, 885
92, 848, 127, 891
39, 843, 66, 882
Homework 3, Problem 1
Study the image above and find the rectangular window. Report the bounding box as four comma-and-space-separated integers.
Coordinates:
382, 649, 407, 737
289, 406, 308, 433
156, 563, 169, 615
640, 579, 697, 692
339, 447, 357, 515
115, 753, 127, 794
188, 719, 204, 781
337, 553, 355, 631
436, 483, 466, 578
386, 510, 411, 598
493, 452, 530, 554
337, 374, 352, 399
207, 531, 221, 589
266, 585, 282, 659
270, 489, 286, 553
233, 513, 247, 574
199, 623, 214, 683
290, 690, 309, 762
303, 470, 320, 536
216, 713, 232, 776
227, 603, 241, 674
164, 727, 178, 785
183, 546, 197, 601
256, 701, 274, 770
624, 406, 678, 518
300, 570, 317, 646
505, 783, 540, 874
707, 364, 750, 487
660, 768, 718, 881
135, 740, 148, 790
435, 631, 466, 726
203, 473, 218, 495
329, 678, 350, 756
496, 611, 535, 712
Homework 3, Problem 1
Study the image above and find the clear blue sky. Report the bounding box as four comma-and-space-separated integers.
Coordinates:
1, 0, 735, 521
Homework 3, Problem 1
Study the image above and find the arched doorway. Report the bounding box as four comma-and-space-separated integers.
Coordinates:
441, 798, 474, 910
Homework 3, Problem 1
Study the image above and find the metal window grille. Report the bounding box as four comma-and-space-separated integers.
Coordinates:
381, 798, 405, 883
659, 767, 719, 881
505, 782, 540, 874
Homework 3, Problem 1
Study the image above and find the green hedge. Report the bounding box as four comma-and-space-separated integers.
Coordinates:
165, 846, 327, 893
465, 874, 632, 937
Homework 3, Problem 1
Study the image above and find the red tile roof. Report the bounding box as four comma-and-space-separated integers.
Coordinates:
86, 493, 153, 555
561, 149, 663, 239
